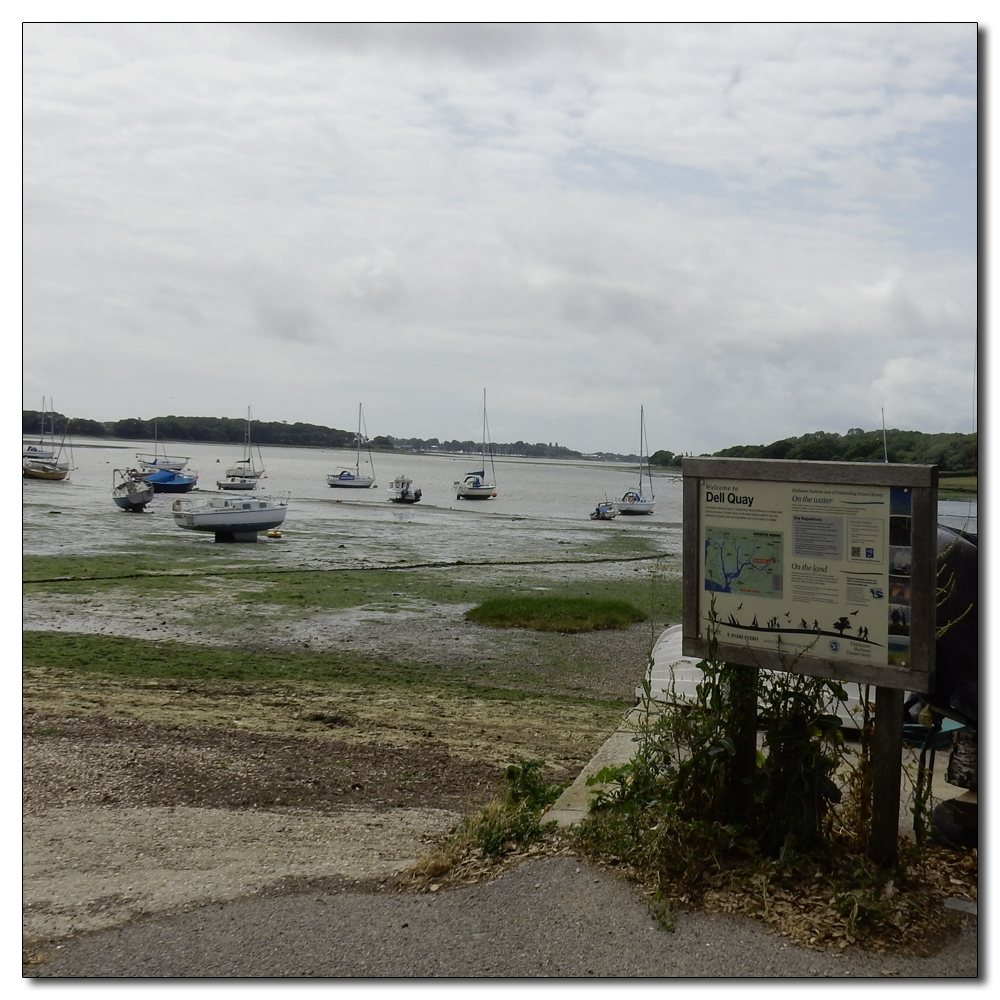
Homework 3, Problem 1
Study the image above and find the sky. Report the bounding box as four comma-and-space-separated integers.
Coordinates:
21, 20, 979, 457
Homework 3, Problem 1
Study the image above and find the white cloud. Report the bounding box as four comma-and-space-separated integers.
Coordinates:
22, 23, 976, 454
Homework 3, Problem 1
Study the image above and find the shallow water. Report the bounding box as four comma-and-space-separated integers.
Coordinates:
22, 438, 684, 569
24, 439, 975, 569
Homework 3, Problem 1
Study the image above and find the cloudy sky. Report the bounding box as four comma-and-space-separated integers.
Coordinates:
22, 21, 978, 456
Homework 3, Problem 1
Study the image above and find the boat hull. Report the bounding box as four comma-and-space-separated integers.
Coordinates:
327, 475, 375, 488
137, 457, 189, 472
113, 486, 154, 510
217, 478, 258, 491
618, 491, 654, 515
455, 475, 495, 499
23, 462, 69, 481
617, 503, 654, 515
172, 498, 287, 535
142, 470, 199, 493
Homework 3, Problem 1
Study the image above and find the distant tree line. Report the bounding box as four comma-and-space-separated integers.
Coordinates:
651, 428, 976, 474
23, 411, 976, 472
375, 435, 582, 459
22, 411, 355, 449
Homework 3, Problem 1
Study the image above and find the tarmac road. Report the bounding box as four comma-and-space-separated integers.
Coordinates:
29, 857, 977, 979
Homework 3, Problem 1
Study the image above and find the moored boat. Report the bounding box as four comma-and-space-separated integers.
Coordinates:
137, 422, 189, 472
328, 404, 376, 488
22, 399, 73, 480
219, 407, 265, 486
23, 458, 71, 481
171, 494, 288, 542
142, 468, 199, 493
112, 468, 155, 511
455, 390, 497, 500
217, 476, 259, 491
590, 501, 618, 520
617, 406, 655, 515
387, 474, 422, 503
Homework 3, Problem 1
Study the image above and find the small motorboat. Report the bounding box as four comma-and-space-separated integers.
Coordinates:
112, 468, 154, 511
590, 501, 618, 520
387, 474, 422, 504
171, 494, 288, 542
142, 468, 199, 493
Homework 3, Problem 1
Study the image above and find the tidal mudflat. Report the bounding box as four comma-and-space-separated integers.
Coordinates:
24, 449, 683, 956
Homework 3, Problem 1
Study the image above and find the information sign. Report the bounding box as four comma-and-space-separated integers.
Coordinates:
682, 458, 937, 692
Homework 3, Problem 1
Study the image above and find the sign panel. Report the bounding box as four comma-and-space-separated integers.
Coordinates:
682, 459, 936, 692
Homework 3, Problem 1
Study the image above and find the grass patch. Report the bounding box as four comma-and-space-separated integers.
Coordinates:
21, 630, 617, 705
937, 475, 977, 501
466, 595, 646, 633
24, 556, 683, 625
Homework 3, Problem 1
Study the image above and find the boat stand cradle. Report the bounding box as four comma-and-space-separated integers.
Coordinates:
214, 530, 261, 543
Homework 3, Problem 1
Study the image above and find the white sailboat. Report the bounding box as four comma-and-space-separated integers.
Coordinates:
327, 404, 376, 488
617, 406, 655, 515
218, 407, 265, 491
455, 389, 498, 500
137, 423, 190, 472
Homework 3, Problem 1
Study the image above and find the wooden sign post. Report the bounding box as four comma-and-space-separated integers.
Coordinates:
682, 458, 938, 866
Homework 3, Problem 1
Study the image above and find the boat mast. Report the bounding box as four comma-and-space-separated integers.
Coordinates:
640, 405, 652, 500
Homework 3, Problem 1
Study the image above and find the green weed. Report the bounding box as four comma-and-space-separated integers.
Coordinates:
466, 595, 646, 633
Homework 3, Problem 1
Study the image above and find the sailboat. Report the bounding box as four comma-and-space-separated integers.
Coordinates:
112, 468, 155, 511
454, 389, 498, 500
23, 398, 57, 460
137, 423, 190, 472
218, 407, 265, 491
22, 400, 73, 481
617, 406, 655, 515
171, 492, 288, 542
327, 404, 376, 488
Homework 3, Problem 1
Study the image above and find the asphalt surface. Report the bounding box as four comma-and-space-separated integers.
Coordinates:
29, 856, 977, 979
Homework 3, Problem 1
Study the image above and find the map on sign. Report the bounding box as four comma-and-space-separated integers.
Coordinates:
704, 527, 783, 598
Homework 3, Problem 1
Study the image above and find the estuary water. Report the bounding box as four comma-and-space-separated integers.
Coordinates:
22, 437, 685, 570
23, 437, 976, 570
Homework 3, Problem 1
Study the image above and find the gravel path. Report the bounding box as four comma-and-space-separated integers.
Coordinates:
30, 856, 977, 978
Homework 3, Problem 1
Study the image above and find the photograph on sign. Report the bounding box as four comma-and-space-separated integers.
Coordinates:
698, 479, 915, 670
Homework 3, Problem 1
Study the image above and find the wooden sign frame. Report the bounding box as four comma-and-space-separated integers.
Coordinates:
682, 457, 938, 694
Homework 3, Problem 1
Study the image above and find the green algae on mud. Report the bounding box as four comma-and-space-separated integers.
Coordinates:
466, 595, 646, 633
23, 554, 683, 622
22, 631, 626, 708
